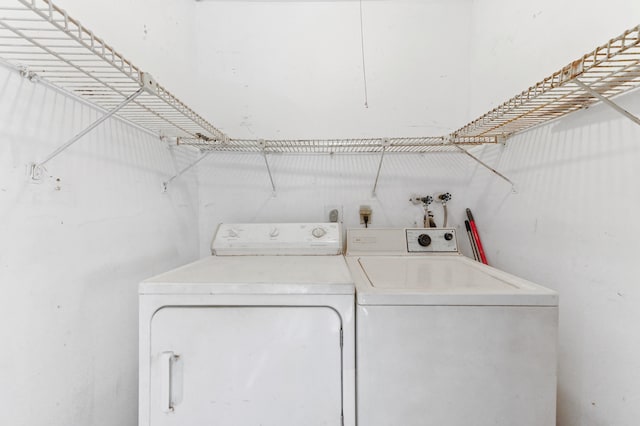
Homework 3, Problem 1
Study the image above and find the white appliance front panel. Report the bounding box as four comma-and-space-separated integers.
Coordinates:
356, 305, 558, 426
212, 223, 342, 255
149, 306, 343, 426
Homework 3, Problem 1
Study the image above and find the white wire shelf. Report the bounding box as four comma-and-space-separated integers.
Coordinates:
177, 136, 500, 154
0, 0, 638, 189
0, 0, 226, 141
453, 25, 640, 139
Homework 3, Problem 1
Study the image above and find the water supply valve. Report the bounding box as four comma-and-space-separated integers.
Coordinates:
437, 192, 452, 205
410, 195, 433, 206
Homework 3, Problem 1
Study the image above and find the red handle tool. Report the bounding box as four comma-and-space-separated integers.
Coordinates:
466, 208, 488, 265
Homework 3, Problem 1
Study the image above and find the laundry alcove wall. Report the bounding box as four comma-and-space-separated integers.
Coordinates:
1, 0, 640, 425
0, 1, 201, 425
196, 152, 478, 256
463, 90, 640, 426
0, 65, 201, 425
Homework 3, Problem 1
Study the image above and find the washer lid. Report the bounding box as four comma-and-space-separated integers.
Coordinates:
349, 256, 557, 306
141, 256, 354, 295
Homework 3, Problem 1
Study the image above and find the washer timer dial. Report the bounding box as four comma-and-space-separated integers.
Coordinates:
417, 234, 432, 247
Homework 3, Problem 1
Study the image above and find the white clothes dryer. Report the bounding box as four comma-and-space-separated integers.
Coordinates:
139, 223, 355, 426
345, 228, 558, 426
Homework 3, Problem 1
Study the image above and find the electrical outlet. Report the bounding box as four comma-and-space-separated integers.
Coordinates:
359, 205, 372, 225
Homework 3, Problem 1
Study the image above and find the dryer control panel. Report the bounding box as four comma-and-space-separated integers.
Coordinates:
406, 228, 458, 253
212, 223, 342, 255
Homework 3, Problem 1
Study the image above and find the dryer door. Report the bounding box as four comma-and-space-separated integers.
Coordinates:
148, 306, 343, 426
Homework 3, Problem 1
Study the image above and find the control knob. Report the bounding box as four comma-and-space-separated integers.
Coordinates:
418, 234, 432, 247
312, 227, 326, 238
444, 232, 453, 241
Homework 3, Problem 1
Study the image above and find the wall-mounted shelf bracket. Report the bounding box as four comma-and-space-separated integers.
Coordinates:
161, 150, 212, 193
259, 139, 277, 195
574, 79, 640, 127
29, 84, 147, 182
453, 144, 517, 193
371, 138, 390, 197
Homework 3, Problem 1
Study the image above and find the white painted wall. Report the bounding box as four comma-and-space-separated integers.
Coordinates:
194, 2, 640, 426
1, 2, 201, 425
193, 0, 473, 139
53, 0, 198, 106
197, 152, 480, 257
0, 4, 200, 424
195, 3, 640, 425
468, 0, 640, 118
466, 90, 640, 426
4, 0, 640, 425
466, 2, 640, 424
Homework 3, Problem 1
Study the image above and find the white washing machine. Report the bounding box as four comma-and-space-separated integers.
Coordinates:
139, 223, 355, 426
345, 228, 558, 426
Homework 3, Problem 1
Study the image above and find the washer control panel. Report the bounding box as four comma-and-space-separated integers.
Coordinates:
406, 228, 458, 253
212, 223, 342, 255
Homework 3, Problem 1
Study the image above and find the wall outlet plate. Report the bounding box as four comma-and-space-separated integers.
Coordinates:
359, 205, 372, 224
324, 204, 343, 223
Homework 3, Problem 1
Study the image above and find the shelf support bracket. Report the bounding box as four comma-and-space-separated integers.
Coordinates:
372, 138, 390, 197
29, 86, 146, 181
162, 150, 212, 193
574, 79, 640, 127
259, 140, 276, 195
454, 145, 516, 192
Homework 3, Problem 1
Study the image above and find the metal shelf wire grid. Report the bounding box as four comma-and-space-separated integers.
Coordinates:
177, 136, 498, 154
0, 1, 638, 154
0, 0, 225, 141
454, 25, 640, 138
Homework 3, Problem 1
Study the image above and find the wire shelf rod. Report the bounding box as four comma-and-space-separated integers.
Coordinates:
474, 60, 640, 136
1, 1, 639, 158
454, 24, 640, 139
454, 145, 515, 190
371, 142, 388, 197
0, 0, 226, 143
30, 86, 145, 180
262, 151, 276, 194
574, 78, 640, 126
162, 151, 212, 192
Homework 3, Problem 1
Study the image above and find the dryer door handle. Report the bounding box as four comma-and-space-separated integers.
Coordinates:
160, 351, 179, 413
